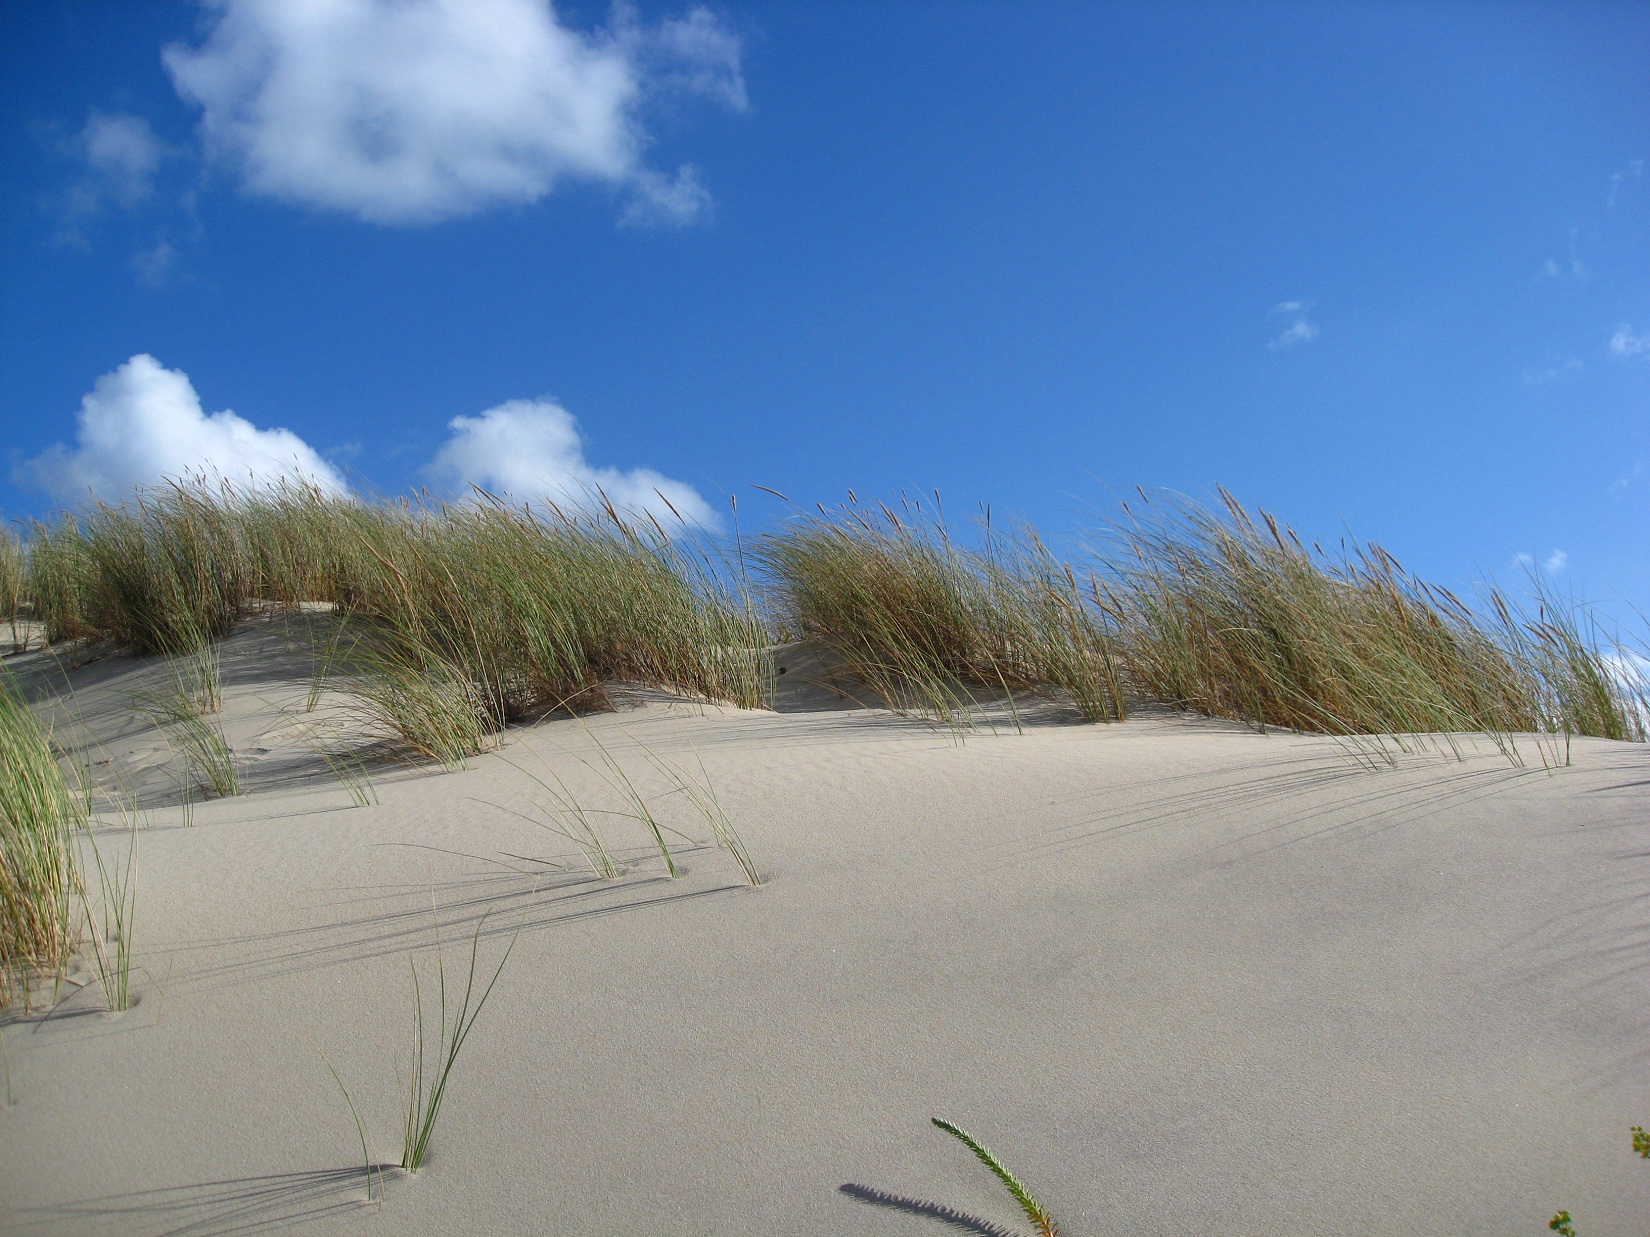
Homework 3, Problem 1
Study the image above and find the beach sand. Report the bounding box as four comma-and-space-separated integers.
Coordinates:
1, 617, 1646, 1235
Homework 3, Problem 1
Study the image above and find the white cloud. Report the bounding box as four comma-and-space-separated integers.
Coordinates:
1610, 325, 1649, 357
1514, 550, 1569, 575
79, 111, 166, 203
56, 110, 171, 230
426, 397, 718, 530
131, 240, 178, 286
162, 0, 744, 226
1267, 302, 1317, 350
20, 354, 346, 506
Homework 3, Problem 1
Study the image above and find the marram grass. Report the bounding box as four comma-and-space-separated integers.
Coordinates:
11, 479, 1645, 769
0, 669, 83, 1006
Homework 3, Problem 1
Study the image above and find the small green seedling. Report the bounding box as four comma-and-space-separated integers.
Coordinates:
931, 1117, 1059, 1237
1548, 1123, 1650, 1237
401, 913, 519, 1172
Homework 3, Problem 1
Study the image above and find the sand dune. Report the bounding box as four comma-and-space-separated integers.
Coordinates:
1, 617, 1646, 1235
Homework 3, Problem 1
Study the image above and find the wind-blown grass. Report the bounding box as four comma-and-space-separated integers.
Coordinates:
1091, 490, 1644, 759
134, 663, 240, 798
0, 527, 27, 652
13, 478, 1644, 768
0, 669, 82, 1007
334, 494, 767, 748
638, 738, 760, 886
500, 752, 623, 879
758, 498, 1124, 726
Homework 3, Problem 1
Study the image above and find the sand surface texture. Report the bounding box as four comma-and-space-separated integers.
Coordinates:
2, 619, 1646, 1235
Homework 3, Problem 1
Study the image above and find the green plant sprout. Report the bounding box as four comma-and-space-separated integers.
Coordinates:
931, 1117, 1059, 1237
401, 913, 519, 1173
1548, 1123, 1650, 1236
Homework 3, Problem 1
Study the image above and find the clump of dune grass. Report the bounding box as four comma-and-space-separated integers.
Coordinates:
401, 914, 518, 1173
25, 515, 94, 646
500, 752, 623, 879
1487, 575, 1649, 748
343, 634, 495, 770
1090, 489, 1644, 760
931, 1117, 1059, 1237
133, 658, 240, 797
73, 483, 252, 656
758, 497, 1124, 726
0, 526, 28, 652
0, 669, 82, 1007
332, 492, 766, 762
637, 737, 761, 886
82, 822, 137, 1012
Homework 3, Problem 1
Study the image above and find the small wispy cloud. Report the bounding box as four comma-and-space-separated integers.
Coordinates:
1606, 157, 1644, 209
1267, 301, 1317, 350
1615, 460, 1647, 492
1610, 325, 1649, 357
1535, 227, 1589, 283
51, 110, 173, 242
1512, 550, 1569, 576
1523, 355, 1584, 385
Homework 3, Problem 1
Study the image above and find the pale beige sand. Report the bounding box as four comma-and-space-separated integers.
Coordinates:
1, 618, 1646, 1235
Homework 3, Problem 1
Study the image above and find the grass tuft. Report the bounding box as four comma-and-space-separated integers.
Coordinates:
81, 822, 137, 1012
758, 497, 1124, 727
401, 913, 519, 1173
0, 669, 82, 1007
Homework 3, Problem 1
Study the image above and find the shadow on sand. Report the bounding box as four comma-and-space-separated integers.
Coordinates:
839, 1183, 1021, 1237
1, 1164, 394, 1237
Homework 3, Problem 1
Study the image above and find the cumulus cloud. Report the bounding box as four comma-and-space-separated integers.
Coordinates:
1267, 301, 1317, 349
162, 0, 745, 226
1610, 325, 1649, 357
21, 354, 346, 506
426, 398, 717, 530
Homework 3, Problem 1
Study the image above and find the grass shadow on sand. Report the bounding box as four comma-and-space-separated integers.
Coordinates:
838, 1183, 1021, 1237
1, 1164, 394, 1237
155, 859, 743, 995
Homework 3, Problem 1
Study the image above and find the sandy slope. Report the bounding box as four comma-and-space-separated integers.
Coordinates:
1, 618, 1646, 1236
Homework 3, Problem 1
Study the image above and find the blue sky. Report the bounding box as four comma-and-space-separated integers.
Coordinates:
2, 1, 1647, 620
